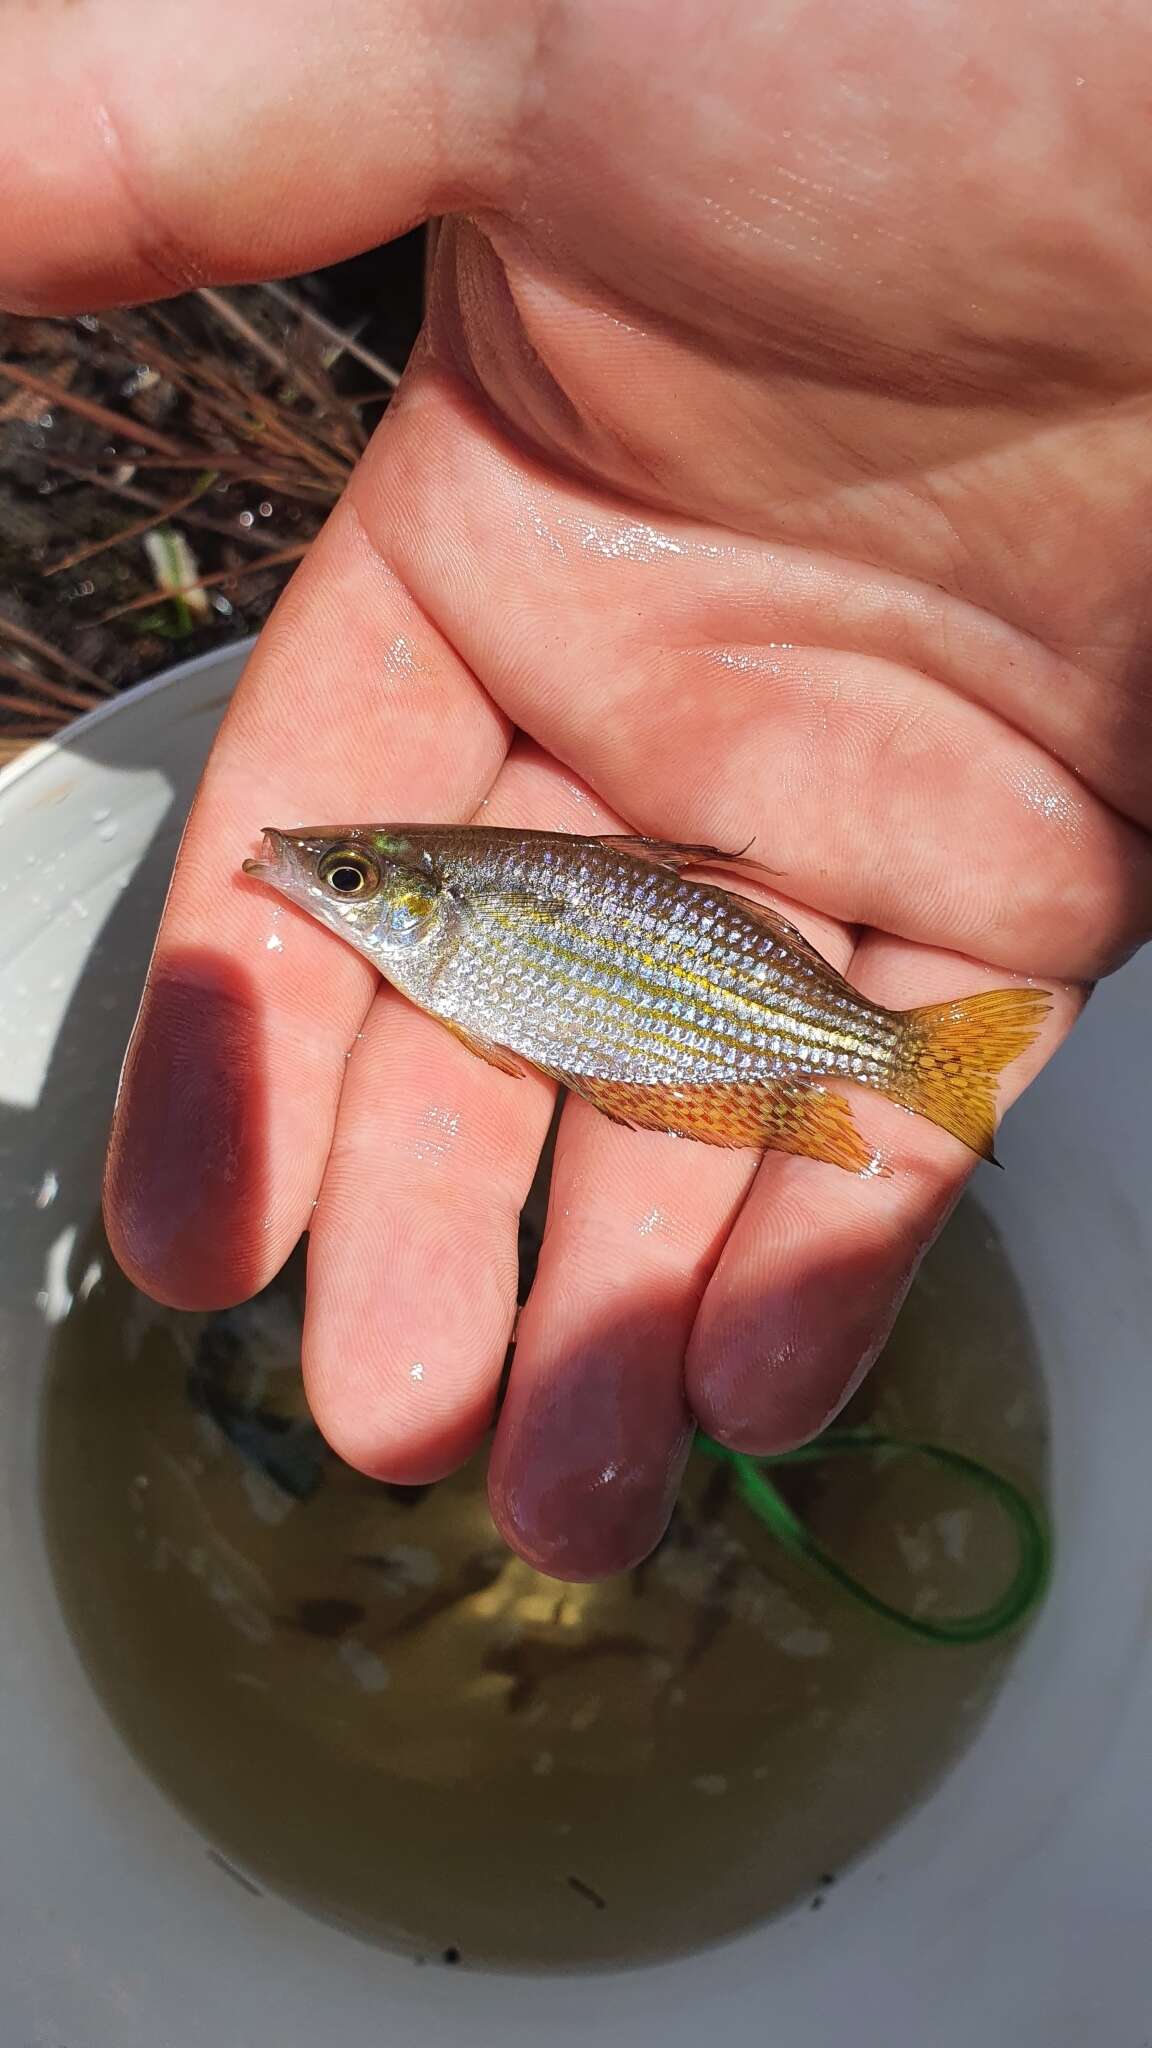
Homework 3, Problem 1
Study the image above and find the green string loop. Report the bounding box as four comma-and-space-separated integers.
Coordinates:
694, 1429, 1050, 1645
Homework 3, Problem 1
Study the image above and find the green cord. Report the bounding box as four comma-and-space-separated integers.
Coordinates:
694, 1429, 1051, 1645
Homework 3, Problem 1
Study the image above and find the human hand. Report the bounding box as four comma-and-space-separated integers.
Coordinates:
5, 0, 1149, 1577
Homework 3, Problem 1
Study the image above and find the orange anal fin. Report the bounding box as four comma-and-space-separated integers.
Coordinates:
441, 1019, 526, 1079
889, 983, 1051, 1160
551, 1072, 879, 1174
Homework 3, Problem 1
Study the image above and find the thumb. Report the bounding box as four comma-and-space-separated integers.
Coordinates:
0, 0, 521, 313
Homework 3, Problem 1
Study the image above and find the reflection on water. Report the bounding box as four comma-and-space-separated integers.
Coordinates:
41, 1197, 1047, 1969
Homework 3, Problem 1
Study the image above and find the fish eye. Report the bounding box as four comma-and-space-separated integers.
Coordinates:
317, 848, 381, 897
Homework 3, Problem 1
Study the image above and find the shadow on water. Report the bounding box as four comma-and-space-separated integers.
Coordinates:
1, 653, 1049, 1971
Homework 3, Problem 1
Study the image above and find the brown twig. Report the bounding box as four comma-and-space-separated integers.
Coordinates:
0, 611, 112, 692
98, 541, 309, 622
0, 658, 99, 714
0, 687, 85, 720
42, 472, 220, 575
260, 280, 403, 390
97, 314, 351, 483
133, 303, 358, 478
49, 460, 310, 552
197, 286, 368, 454
126, 453, 337, 498
0, 362, 188, 458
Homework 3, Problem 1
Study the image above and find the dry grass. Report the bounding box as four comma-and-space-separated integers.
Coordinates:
0, 275, 408, 758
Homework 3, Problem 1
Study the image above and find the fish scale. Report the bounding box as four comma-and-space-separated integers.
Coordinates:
244, 824, 1051, 1173
430, 846, 894, 1089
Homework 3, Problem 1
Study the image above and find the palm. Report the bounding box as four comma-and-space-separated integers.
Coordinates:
6, 0, 1149, 1574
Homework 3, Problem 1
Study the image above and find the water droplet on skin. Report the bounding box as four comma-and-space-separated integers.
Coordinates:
409, 1361, 425, 1383
265, 932, 283, 952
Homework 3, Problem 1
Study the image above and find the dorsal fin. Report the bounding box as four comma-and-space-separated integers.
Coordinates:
593, 833, 782, 882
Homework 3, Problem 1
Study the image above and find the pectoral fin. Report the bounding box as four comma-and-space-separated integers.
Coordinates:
441, 1019, 527, 1079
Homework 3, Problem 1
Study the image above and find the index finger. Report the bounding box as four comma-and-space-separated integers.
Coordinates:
103, 410, 510, 1309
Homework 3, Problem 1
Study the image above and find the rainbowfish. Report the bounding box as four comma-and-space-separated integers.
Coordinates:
242, 826, 1050, 1172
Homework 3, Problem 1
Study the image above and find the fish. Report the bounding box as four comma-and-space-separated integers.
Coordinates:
242, 825, 1050, 1173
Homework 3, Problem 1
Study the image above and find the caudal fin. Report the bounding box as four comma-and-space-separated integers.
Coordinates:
888, 984, 1051, 1159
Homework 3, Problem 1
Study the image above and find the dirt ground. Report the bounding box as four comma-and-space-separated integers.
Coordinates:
0, 234, 425, 755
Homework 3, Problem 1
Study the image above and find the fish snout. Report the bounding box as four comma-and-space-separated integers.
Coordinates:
242, 826, 289, 879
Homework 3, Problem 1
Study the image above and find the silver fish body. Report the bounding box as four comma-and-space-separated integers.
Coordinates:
243, 825, 1049, 1169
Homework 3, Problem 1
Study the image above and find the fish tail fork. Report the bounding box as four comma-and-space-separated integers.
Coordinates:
887, 984, 1052, 1160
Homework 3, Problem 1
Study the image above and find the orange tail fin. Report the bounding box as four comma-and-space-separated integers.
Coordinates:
888, 984, 1051, 1160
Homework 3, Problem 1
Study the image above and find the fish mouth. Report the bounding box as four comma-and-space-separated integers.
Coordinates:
242, 826, 288, 879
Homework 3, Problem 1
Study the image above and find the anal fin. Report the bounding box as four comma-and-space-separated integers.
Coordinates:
551, 1072, 881, 1174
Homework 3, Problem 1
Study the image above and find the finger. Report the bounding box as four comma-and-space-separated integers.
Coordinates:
302, 739, 608, 1486
489, 908, 858, 1579
0, 0, 512, 312
487, 1107, 744, 1580
382, 382, 1152, 977
686, 940, 1082, 1451
104, 399, 510, 1309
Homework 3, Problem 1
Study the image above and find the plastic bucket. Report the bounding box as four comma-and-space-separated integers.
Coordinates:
1, 641, 1150, 2044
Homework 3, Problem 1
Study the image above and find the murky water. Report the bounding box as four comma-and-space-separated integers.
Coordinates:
40, 1196, 1047, 1969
